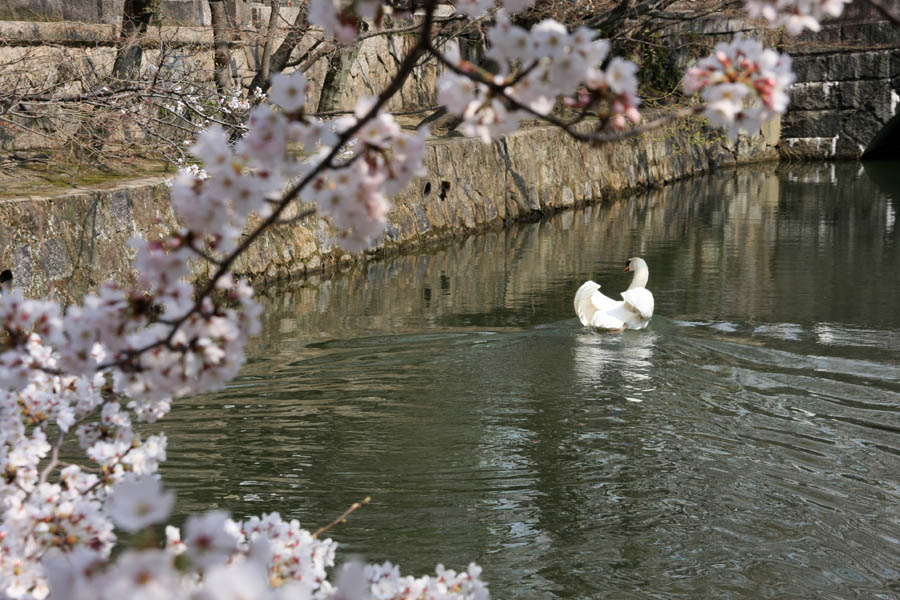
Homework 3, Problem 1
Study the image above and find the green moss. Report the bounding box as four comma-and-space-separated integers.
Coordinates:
0, 160, 171, 200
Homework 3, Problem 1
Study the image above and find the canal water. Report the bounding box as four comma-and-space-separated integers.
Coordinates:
161, 161, 900, 599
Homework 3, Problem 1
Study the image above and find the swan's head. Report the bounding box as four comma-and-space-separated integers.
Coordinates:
623, 257, 648, 273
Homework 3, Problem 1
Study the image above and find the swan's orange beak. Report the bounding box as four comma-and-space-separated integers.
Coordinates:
623, 265, 630, 272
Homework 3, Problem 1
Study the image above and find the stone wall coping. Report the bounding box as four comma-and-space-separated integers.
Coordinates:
0, 20, 116, 44
2, 176, 171, 204
0, 20, 226, 45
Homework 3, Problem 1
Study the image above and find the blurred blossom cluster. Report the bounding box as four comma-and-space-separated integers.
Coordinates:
0, 64, 476, 600
683, 35, 795, 140
744, 0, 853, 33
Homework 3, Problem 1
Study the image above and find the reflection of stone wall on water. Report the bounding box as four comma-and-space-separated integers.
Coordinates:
243, 159, 900, 346
771, 162, 899, 324
245, 166, 791, 354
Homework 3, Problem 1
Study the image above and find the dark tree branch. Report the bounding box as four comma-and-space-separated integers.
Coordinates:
248, 1, 310, 94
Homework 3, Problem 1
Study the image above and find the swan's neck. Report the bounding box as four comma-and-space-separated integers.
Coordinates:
628, 267, 649, 289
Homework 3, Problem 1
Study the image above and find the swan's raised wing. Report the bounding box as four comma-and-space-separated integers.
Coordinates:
621, 288, 654, 320
574, 281, 601, 326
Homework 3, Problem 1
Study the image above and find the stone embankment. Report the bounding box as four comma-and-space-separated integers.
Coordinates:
0, 116, 779, 301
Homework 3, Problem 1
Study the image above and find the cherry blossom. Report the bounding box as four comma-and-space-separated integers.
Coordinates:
183, 510, 242, 569
437, 11, 643, 141
454, 0, 495, 18
308, 0, 359, 44
268, 71, 308, 114
683, 35, 794, 140
744, 0, 852, 33
104, 476, 175, 533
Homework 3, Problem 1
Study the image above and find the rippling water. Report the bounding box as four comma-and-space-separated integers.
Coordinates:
161, 161, 900, 598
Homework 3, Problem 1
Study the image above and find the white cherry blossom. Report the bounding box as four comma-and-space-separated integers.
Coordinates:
268, 71, 308, 113
104, 476, 174, 533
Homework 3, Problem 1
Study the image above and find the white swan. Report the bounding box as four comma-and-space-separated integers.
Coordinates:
574, 257, 654, 331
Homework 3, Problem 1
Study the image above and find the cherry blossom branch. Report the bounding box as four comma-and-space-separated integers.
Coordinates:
37, 429, 66, 486
273, 207, 317, 226
427, 41, 705, 145
92, 0, 441, 372
312, 496, 371, 539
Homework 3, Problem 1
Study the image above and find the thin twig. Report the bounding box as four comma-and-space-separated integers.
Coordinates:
274, 207, 316, 226
312, 496, 371, 538
38, 429, 66, 485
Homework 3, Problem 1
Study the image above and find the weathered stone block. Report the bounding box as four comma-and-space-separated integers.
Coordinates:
837, 80, 893, 116
790, 25, 842, 52
830, 51, 893, 80
838, 108, 893, 152
840, 21, 900, 47
791, 54, 832, 82
789, 81, 838, 110
781, 109, 841, 137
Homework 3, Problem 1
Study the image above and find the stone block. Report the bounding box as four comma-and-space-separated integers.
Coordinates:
781, 109, 841, 137
838, 108, 892, 150
789, 81, 839, 110
790, 25, 842, 52
840, 21, 900, 47
160, 0, 209, 25
791, 54, 831, 82
837, 80, 893, 116
829, 51, 893, 80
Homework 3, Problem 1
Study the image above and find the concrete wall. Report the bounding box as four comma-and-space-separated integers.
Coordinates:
0, 116, 779, 301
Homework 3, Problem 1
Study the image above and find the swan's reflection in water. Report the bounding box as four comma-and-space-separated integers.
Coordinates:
573, 330, 657, 401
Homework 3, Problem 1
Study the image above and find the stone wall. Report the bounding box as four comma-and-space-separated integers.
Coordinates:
0, 1, 215, 26
780, 7, 900, 159
0, 116, 780, 301
0, 4, 443, 153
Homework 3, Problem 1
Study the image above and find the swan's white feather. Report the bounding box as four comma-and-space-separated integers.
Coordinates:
621, 287, 654, 321
574, 280, 602, 326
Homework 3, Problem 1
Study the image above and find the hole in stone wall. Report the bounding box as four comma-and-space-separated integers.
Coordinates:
0, 269, 12, 292
439, 180, 451, 200
423, 182, 432, 197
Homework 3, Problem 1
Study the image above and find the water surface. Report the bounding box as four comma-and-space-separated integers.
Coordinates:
162, 161, 900, 599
